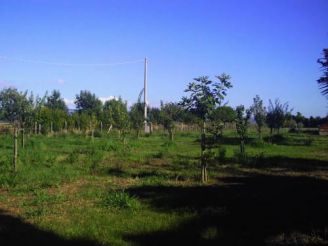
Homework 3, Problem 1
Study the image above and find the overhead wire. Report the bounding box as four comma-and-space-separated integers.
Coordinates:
0, 55, 144, 67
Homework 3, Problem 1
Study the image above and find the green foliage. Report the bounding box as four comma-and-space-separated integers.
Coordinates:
180, 74, 232, 121
0, 88, 33, 125
103, 97, 129, 137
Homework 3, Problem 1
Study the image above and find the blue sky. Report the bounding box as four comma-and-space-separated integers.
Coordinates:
0, 0, 327, 116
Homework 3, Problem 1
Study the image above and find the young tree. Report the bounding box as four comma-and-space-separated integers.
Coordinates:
250, 95, 266, 140
103, 97, 129, 139
317, 48, 328, 98
180, 74, 232, 182
266, 99, 292, 135
235, 105, 251, 155
159, 102, 181, 141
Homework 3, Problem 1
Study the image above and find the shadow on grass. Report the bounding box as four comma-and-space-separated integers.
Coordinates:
231, 155, 328, 171
0, 210, 99, 245
124, 174, 328, 245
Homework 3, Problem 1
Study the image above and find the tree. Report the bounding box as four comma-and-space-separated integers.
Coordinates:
0, 88, 32, 126
180, 74, 232, 183
209, 105, 236, 138
266, 99, 292, 135
235, 105, 251, 155
317, 48, 328, 98
45, 90, 68, 112
103, 97, 129, 139
250, 95, 266, 140
159, 102, 181, 141
75, 90, 102, 116
129, 102, 144, 138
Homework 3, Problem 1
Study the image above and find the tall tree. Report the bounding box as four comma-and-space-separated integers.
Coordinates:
75, 90, 102, 116
45, 90, 68, 112
250, 95, 266, 140
317, 48, 328, 98
180, 74, 232, 182
266, 99, 292, 135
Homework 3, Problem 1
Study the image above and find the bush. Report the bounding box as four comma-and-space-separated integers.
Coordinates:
102, 190, 141, 211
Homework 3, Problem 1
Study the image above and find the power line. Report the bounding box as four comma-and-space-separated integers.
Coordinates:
0, 55, 144, 67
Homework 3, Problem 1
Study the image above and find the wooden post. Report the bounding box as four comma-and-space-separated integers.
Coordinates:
65, 120, 67, 133
50, 122, 53, 134
38, 123, 42, 134
13, 127, 18, 172
21, 128, 25, 148
100, 121, 103, 133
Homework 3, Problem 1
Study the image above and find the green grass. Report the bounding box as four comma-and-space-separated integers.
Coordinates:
0, 129, 327, 245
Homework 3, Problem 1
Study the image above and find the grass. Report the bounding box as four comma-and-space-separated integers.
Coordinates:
0, 129, 327, 245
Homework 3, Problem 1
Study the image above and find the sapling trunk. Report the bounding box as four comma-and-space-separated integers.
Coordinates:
201, 121, 208, 183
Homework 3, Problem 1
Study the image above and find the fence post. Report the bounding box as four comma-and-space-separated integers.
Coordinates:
13, 127, 18, 172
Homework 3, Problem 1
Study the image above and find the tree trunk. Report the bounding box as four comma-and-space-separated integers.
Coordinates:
13, 127, 18, 172
240, 139, 245, 155
100, 121, 103, 133
201, 121, 207, 183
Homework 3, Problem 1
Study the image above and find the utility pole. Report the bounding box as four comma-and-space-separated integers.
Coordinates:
144, 57, 149, 133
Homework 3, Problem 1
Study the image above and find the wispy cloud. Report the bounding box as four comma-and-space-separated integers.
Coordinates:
57, 79, 65, 85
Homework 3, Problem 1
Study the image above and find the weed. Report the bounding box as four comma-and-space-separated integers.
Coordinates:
102, 190, 141, 211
